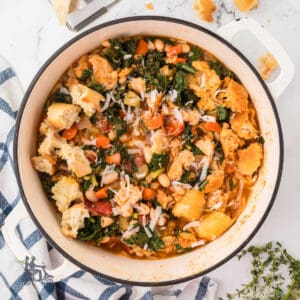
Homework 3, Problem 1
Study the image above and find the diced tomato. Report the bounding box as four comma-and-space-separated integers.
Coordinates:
203, 122, 222, 134
166, 45, 182, 57
106, 152, 122, 165
133, 153, 146, 168
90, 201, 112, 216
94, 187, 108, 199
165, 118, 185, 136
142, 188, 156, 200
84, 197, 93, 208
96, 134, 110, 148
62, 124, 78, 140
136, 39, 149, 55
145, 114, 164, 130
225, 164, 236, 174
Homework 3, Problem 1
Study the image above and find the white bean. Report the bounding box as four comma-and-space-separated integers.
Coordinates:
101, 217, 114, 228
181, 44, 191, 53
102, 171, 119, 185
158, 174, 171, 188
154, 39, 164, 52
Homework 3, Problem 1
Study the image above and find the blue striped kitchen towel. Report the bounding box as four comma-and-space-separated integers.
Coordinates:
0, 55, 217, 300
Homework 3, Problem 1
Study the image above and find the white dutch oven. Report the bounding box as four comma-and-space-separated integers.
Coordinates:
3, 17, 294, 286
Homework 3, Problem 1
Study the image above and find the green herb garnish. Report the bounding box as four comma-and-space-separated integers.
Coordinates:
149, 153, 169, 172
226, 242, 300, 300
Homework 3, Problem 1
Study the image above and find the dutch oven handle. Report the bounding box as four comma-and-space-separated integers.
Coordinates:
218, 17, 294, 100
2, 201, 80, 282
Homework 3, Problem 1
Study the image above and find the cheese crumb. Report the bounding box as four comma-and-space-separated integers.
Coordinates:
258, 53, 278, 80
194, 0, 216, 23
234, 0, 259, 12
145, 2, 154, 10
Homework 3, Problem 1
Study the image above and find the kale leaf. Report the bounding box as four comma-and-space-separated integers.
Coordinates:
187, 46, 204, 62
217, 106, 229, 122
50, 90, 72, 104
39, 173, 54, 199
149, 153, 169, 172
79, 69, 93, 82
88, 82, 106, 94
77, 216, 119, 245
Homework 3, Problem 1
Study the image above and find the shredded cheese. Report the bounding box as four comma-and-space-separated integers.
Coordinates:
201, 115, 216, 122
168, 89, 178, 102
149, 206, 162, 231
191, 240, 206, 248
101, 93, 112, 112
183, 221, 201, 231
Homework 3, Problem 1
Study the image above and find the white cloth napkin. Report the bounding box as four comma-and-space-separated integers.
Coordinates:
0, 55, 217, 300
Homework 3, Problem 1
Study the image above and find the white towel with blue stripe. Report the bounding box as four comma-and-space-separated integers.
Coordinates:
0, 55, 217, 300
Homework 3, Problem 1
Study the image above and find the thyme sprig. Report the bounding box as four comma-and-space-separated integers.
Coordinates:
226, 242, 300, 300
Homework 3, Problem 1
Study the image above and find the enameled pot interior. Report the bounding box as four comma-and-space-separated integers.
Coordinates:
15, 17, 282, 285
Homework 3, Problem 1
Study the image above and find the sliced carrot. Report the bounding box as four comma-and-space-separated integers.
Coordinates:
96, 134, 110, 148
145, 114, 164, 130
136, 39, 149, 55
166, 119, 185, 136
142, 188, 156, 200
166, 45, 182, 57
62, 124, 78, 140
94, 187, 108, 199
173, 57, 187, 64
203, 122, 222, 134
105, 152, 121, 165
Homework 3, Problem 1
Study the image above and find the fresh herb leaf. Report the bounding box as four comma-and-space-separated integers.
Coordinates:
148, 231, 164, 251
229, 179, 235, 191
217, 106, 229, 122
51, 91, 72, 104
39, 173, 54, 199
79, 69, 93, 82
226, 242, 300, 300
125, 231, 149, 247
80, 178, 92, 193
187, 46, 204, 62
177, 62, 196, 74
181, 170, 197, 185
257, 136, 265, 145
149, 153, 169, 172
198, 180, 207, 191
104, 110, 127, 138
122, 37, 138, 54
209, 60, 240, 81
77, 216, 119, 245
88, 82, 105, 94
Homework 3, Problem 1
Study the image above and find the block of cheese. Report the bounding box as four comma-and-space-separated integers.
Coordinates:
51, 0, 72, 25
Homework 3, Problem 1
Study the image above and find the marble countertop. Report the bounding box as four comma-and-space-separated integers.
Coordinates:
1, 0, 300, 297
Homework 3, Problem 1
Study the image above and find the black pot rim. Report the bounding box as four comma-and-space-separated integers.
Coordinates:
13, 16, 284, 287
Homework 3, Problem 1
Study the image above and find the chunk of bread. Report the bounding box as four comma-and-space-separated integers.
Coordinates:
52, 176, 83, 213
50, 0, 72, 25
237, 142, 263, 176
31, 155, 57, 175
38, 128, 66, 157
234, 0, 259, 12
194, 211, 232, 240
70, 84, 104, 117
172, 190, 206, 221
167, 150, 195, 181
61, 203, 90, 238
59, 144, 92, 178
88, 55, 118, 91
47, 103, 80, 131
